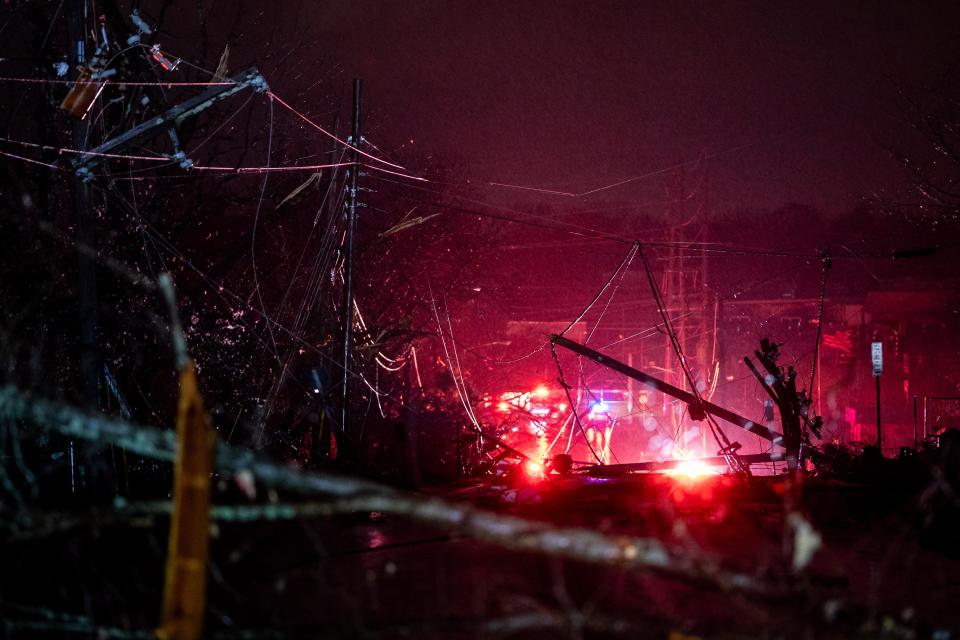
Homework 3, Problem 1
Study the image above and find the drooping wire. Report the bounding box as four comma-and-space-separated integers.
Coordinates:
443, 294, 481, 428
583, 244, 638, 344
428, 282, 480, 430
451, 241, 640, 368
361, 161, 428, 183
4, 57, 423, 438
267, 91, 411, 173
544, 411, 574, 457
637, 242, 742, 469
560, 243, 638, 463
0, 148, 59, 169
431, 135, 755, 200
0, 132, 357, 173
450, 338, 548, 367
596, 260, 804, 354
367, 175, 631, 242
549, 341, 602, 464
259, 148, 351, 427
0, 75, 239, 86
94, 181, 353, 413
559, 242, 639, 337
366, 173, 866, 259
0, 135, 169, 161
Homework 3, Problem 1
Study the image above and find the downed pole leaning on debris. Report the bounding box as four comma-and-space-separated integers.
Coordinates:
0, 385, 769, 594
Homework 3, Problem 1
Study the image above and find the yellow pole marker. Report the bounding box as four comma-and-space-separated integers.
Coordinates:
157, 360, 216, 640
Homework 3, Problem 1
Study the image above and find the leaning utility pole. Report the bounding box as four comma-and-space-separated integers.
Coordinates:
340, 79, 362, 451
72, 66, 268, 175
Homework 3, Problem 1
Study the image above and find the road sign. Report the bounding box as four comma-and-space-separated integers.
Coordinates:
871, 341, 883, 377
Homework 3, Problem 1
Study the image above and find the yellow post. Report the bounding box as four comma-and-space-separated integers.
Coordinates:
157, 361, 216, 640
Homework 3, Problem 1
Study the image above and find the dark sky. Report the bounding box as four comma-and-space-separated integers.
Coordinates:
300, 1, 960, 217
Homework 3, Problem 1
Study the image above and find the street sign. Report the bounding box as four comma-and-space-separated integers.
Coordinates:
871, 341, 883, 377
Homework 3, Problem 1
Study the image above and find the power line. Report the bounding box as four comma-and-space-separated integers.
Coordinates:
483, 139, 776, 199
560, 243, 639, 336
365, 174, 631, 241
1, 132, 937, 263
365, 174, 948, 262
268, 91, 412, 173
0, 148, 59, 169
637, 242, 743, 472
361, 161, 428, 182
0, 133, 357, 173
0, 75, 239, 86
550, 342, 603, 464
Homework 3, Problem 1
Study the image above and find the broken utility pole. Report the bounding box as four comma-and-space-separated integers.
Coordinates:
549, 334, 781, 475
550, 334, 779, 443
70, 66, 268, 179
743, 338, 822, 469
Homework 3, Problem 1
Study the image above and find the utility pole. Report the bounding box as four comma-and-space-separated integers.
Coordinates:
67, 0, 97, 494
73, 66, 267, 174
876, 375, 882, 452
340, 79, 362, 453
871, 340, 883, 453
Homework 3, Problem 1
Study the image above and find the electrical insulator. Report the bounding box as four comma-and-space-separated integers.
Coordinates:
60, 67, 99, 118
150, 44, 180, 72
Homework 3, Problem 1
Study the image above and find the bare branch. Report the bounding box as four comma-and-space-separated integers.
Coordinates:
0, 385, 771, 593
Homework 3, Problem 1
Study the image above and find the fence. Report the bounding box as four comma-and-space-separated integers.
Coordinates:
914, 396, 960, 447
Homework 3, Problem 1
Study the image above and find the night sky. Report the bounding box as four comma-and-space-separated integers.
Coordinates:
296, 1, 960, 217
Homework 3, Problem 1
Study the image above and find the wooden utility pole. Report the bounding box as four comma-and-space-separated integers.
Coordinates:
743, 338, 822, 469
340, 79, 362, 449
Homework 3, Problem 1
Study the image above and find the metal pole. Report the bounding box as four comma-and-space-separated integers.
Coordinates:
340, 79, 362, 447
875, 375, 882, 453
